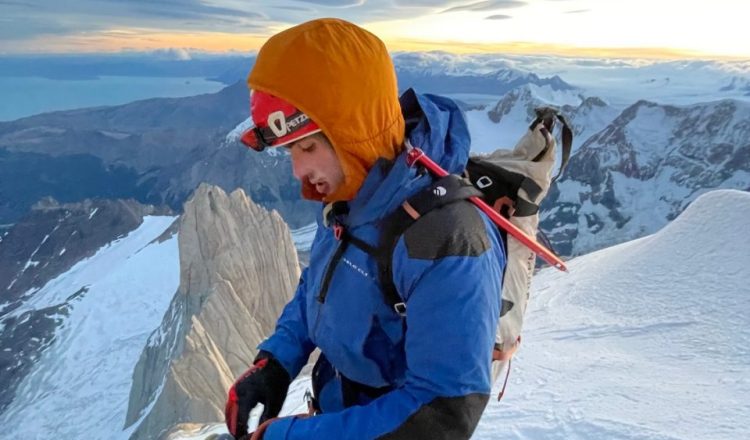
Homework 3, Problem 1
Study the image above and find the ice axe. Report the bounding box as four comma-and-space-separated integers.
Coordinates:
405, 142, 568, 272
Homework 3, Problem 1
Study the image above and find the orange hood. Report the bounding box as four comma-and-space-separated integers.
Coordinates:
248, 18, 405, 202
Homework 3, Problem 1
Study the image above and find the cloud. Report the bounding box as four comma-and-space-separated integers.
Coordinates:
565, 9, 590, 14
106, 0, 266, 23
392, 0, 460, 6
0, 15, 78, 41
150, 47, 193, 60
273, 5, 317, 13
485, 14, 512, 20
441, 0, 527, 13
0, 0, 454, 50
292, 0, 365, 6
0, 0, 272, 41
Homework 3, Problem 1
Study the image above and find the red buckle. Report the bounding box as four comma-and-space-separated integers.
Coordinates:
406, 147, 425, 167
492, 196, 516, 218
333, 224, 344, 240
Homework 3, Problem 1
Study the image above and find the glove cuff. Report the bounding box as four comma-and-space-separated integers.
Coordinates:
253, 350, 272, 364
253, 351, 291, 386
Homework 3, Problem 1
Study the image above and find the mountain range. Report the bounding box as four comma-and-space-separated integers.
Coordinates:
547, 98, 750, 255
0, 59, 580, 229
0, 185, 299, 439
2, 55, 750, 439
463, 84, 750, 256
0, 81, 318, 230
3, 71, 749, 260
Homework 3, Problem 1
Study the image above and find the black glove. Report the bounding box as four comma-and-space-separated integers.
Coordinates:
225, 351, 291, 439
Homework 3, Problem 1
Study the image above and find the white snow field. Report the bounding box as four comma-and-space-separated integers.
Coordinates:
0, 216, 180, 439
474, 189, 750, 440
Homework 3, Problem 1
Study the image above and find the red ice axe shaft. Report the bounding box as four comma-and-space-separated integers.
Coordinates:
405, 146, 568, 272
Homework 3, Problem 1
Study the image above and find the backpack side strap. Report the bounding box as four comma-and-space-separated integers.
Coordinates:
531, 107, 574, 182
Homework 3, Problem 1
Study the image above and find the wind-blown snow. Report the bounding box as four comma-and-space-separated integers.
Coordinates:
0, 216, 180, 439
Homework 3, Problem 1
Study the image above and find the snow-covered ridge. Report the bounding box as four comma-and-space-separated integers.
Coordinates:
462, 83, 606, 155
473, 189, 750, 440
390, 52, 750, 106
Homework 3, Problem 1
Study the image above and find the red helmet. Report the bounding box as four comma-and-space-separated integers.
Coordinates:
240, 91, 321, 151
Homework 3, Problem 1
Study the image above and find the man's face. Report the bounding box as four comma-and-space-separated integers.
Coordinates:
288, 134, 345, 197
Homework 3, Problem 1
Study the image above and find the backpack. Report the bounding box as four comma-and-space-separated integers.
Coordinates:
323, 97, 572, 398
465, 107, 572, 397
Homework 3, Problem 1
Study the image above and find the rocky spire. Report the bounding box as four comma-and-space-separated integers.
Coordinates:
125, 183, 300, 440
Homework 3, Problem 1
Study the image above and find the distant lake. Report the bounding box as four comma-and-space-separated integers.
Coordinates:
0, 76, 228, 121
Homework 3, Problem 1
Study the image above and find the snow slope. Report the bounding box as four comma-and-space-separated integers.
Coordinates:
475, 189, 750, 439
0, 216, 180, 439
290, 222, 317, 252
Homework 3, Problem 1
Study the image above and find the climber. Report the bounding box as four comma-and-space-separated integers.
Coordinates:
225, 18, 505, 440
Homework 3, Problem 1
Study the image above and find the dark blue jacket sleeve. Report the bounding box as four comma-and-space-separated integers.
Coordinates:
258, 267, 316, 379
263, 218, 505, 440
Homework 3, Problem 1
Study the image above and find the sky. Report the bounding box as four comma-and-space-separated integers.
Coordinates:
0, 0, 749, 59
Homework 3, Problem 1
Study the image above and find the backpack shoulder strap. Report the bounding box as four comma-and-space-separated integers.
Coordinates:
347, 174, 481, 316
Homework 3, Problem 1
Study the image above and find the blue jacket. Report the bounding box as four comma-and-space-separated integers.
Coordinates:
260, 91, 506, 439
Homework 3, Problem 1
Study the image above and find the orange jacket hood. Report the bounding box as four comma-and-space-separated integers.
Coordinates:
247, 18, 405, 202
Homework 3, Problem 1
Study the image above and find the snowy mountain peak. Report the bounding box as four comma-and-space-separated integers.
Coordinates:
544, 98, 750, 256
720, 76, 750, 95
393, 52, 576, 96
487, 84, 582, 123
463, 83, 613, 155
580, 98, 750, 180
